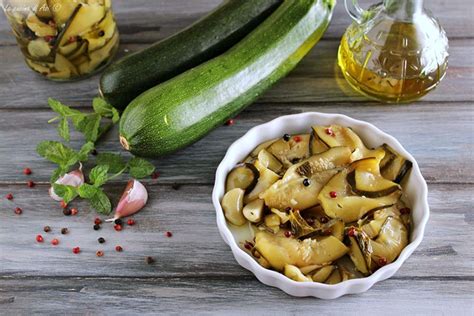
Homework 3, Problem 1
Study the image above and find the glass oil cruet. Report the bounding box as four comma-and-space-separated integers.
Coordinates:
338, 0, 449, 103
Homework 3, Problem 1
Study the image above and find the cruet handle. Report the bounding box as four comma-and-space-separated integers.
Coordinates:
344, 0, 368, 23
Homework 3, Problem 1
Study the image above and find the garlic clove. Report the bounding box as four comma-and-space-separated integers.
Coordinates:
49, 167, 85, 201
107, 179, 148, 221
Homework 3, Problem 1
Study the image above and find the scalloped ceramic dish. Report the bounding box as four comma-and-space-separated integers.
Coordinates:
212, 112, 429, 299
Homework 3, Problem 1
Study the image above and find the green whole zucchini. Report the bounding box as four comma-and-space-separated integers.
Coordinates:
99, 0, 283, 110
120, 0, 335, 157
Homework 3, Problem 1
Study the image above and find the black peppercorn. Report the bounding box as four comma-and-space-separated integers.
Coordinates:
98, 237, 105, 244
283, 133, 291, 141
145, 256, 155, 264
93, 224, 101, 231
114, 218, 123, 225
61, 228, 69, 234
43, 226, 51, 233
63, 208, 72, 216
303, 178, 310, 186
172, 183, 181, 190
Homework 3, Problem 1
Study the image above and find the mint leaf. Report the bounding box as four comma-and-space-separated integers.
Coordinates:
52, 184, 78, 203
77, 114, 101, 143
37, 141, 77, 167
57, 117, 70, 142
128, 157, 155, 179
51, 167, 66, 182
77, 142, 94, 161
78, 184, 111, 214
89, 165, 109, 187
92, 98, 119, 123
98, 122, 114, 139
96, 153, 126, 173
48, 98, 85, 127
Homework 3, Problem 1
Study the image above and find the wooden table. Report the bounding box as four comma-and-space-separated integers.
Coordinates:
1, 0, 473, 314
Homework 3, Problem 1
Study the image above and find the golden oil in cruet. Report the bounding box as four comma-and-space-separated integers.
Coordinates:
338, 0, 449, 103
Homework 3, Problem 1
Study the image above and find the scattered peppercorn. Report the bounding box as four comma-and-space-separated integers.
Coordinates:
244, 242, 253, 250
165, 231, 172, 237
400, 207, 411, 215
145, 256, 155, 264
14, 207, 22, 215
23, 168, 32, 175
27, 180, 35, 188
93, 224, 101, 231
61, 228, 69, 235
36, 234, 44, 243
114, 218, 123, 225
96, 250, 104, 257
72, 247, 81, 254
151, 171, 160, 179
329, 191, 337, 198
293, 135, 302, 143
283, 133, 291, 141
94, 218, 102, 225
284, 231, 292, 238
306, 217, 315, 225
378, 257, 388, 266
98, 237, 105, 244
5, 193, 13, 200
114, 224, 123, 231
325, 127, 335, 136
70, 208, 78, 215
60, 201, 68, 209
115, 245, 123, 252
127, 218, 136, 226
347, 227, 356, 237
63, 208, 72, 216
43, 226, 51, 233
51, 238, 59, 246
320, 216, 329, 224
171, 183, 180, 190
225, 119, 235, 126
303, 178, 310, 187
98, 30, 105, 37
323, 229, 333, 236
291, 158, 300, 164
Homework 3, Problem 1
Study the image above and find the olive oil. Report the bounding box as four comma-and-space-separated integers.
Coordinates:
338, 1, 449, 103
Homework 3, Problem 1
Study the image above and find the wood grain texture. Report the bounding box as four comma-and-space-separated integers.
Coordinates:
0, 0, 473, 46
0, 39, 473, 108
0, 184, 472, 278
1, 277, 473, 315
0, 102, 472, 184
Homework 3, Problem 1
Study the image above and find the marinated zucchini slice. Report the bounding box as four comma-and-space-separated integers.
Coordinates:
325, 268, 342, 284
257, 149, 283, 174
318, 167, 401, 223
83, 10, 116, 52
249, 139, 278, 158
225, 163, 259, 193
255, 231, 348, 271
348, 158, 400, 198
369, 216, 408, 264
267, 134, 310, 168
242, 199, 264, 223
288, 210, 317, 239
27, 38, 51, 58
221, 188, 246, 226
348, 236, 369, 275
26, 13, 57, 37
58, 3, 106, 46
312, 265, 335, 283
310, 127, 329, 155
261, 147, 352, 210
380, 144, 413, 183
78, 30, 118, 74
244, 160, 280, 204
360, 205, 399, 238
47, 0, 80, 26
284, 264, 312, 282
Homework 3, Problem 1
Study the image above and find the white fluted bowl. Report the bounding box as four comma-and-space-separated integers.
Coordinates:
212, 112, 429, 299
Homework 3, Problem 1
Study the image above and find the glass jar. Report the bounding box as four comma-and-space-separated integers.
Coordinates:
338, 0, 449, 103
2, 0, 120, 81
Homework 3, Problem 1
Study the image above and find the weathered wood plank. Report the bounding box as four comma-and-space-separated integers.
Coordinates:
0, 0, 472, 46
0, 183, 472, 278
0, 102, 472, 184
0, 39, 472, 108
0, 276, 472, 314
